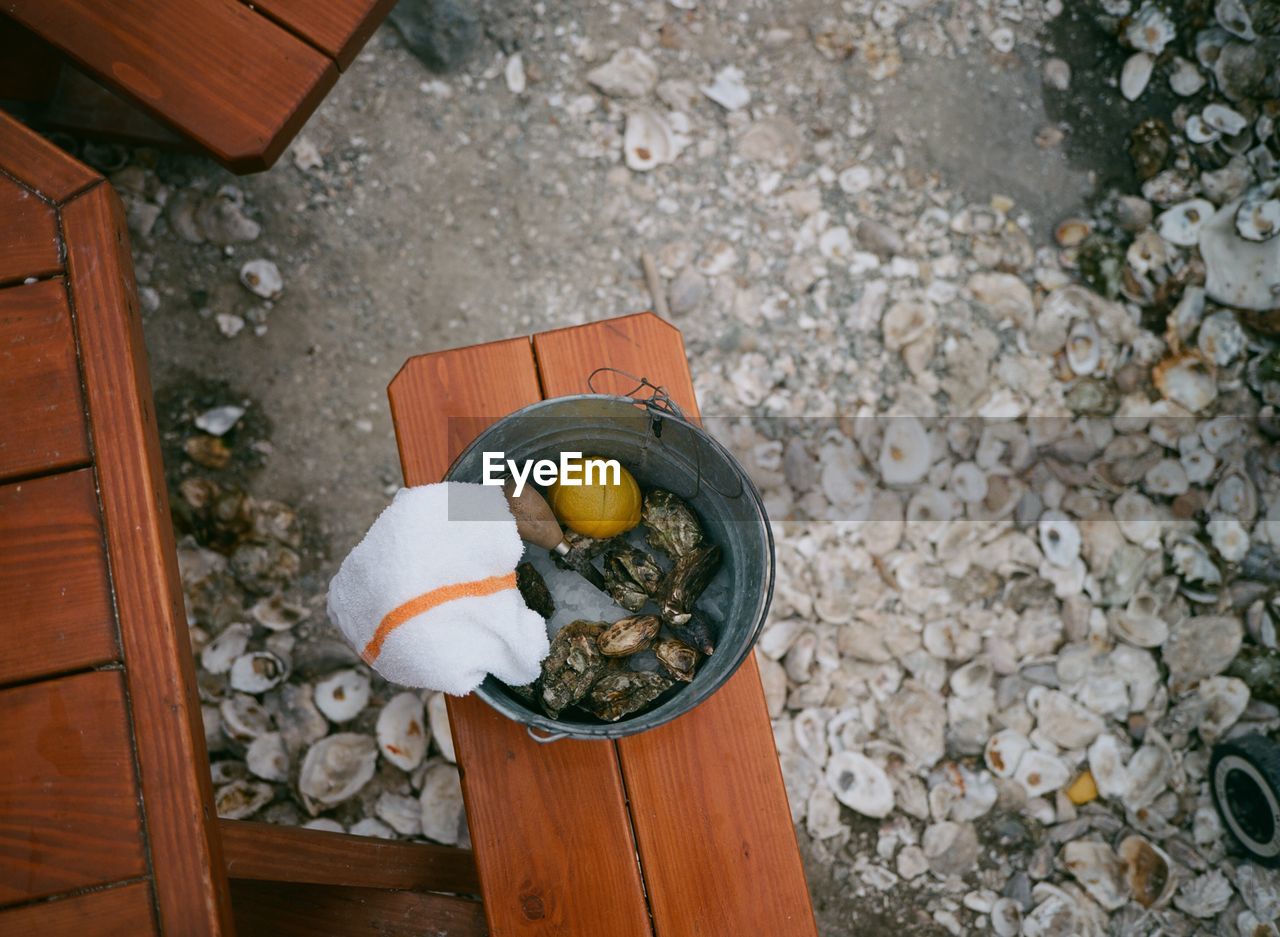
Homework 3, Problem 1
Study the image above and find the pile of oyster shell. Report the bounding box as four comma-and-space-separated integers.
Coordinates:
511, 488, 721, 723
175, 435, 469, 845
672, 1, 1280, 932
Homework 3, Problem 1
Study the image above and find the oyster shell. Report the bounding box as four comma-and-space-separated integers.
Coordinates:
229, 651, 288, 694
584, 670, 672, 721
653, 637, 699, 682
624, 108, 684, 172
427, 692, 455, 763
298, 733, 378, 813
1200, 197, 1280, 311
666, 612, 717, 657
601, 545, 663, 612
656, 543, 721, 626
419, 761, 466, 845
314, 669, 371, 723
1163, 615, 1243, 692
642, 490, 704, 558
1014, 749, 1070, 798
540, 620, 607, 717
239, 259, 282, 299
245, 732, 289, 782
220, 693, 273, 743
1118, 835, 1176, 908
216, 779, 274, 819
375, 691, 428, 771
598, 614, 660, 656
825, 751, 894, 818
585, 47, 658, 98
878, 416, 931, 486
1155, 199, 1216, 247
1120, 53, 1154, 101
1061, 841, 1129, 911
202, 622, 251, 674
249, 593, 309, 631
515, 561, 555, 619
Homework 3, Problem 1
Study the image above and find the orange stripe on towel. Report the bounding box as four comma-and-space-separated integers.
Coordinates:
361, 572, 519, 664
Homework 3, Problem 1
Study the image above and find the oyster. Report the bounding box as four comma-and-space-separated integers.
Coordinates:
539, 620, 607, 717
642, 490, 704, 558
602, 545, 664, 611
666, 612, 717, 656
653, 636, 699, 682
656, 543, 722, 626
598, 614, 660, 656
516, 562, 555, 619
584, 670, 673, 721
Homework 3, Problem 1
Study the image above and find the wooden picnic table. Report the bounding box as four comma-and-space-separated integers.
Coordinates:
0, 109, 485, 937
388, 313, 819, 936
1, 0, 396, 171
0, 108, 232, 936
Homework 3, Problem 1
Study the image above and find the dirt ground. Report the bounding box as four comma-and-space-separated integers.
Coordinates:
129, 3, 1132, 931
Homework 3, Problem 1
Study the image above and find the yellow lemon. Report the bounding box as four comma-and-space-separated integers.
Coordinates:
547, 457, 641, 538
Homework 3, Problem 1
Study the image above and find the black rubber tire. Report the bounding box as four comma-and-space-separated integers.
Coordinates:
1210, 734, 1280, 867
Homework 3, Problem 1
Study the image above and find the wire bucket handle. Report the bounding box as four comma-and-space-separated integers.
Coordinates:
585, 367, 743, 501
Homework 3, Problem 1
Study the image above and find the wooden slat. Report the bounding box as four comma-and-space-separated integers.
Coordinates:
6, 0, 336, 172
0, 174, 61, 284
221, 819, 480, 895
0, 469, 116, 686
244, 0, 397, 70
0, 881, 156, 936
62, 185, 233, 937
0, 279, 91, 482
230, 880, 486, 937
0, 671, 147, 904
0, 107, 100, 203
532, 312, 819, 937
388, 339, 655, 937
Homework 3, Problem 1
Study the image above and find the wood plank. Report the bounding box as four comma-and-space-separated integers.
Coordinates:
0, 103, 100, 204
532, 312, 819, 937
0, 881, 157, 936
221, 819, 480, 895
6, 0, 337, 172
0, 279, 91, 482
244, 0, 398, 70
0, 174, 61, 285
62, 185, 233, 937
388, 340, 654, 937
230, 880, 486, 937
0, 469, 116, 686
0, 671, 147, 904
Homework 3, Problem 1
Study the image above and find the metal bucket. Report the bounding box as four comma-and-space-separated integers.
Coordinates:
445, 393, 774, 740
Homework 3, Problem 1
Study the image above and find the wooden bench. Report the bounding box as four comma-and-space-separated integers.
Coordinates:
388, 314, 819, 936
0, 111, 483, 936
1, 0, 396, 171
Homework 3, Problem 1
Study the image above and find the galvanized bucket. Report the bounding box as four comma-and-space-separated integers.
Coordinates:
445, 392, 774, 741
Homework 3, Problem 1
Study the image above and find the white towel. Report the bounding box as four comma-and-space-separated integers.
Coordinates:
327, 483, 549, 695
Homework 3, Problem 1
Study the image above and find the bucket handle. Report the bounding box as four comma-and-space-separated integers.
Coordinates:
527, 726, 568, 744
587, 367, 687, 421
586, 367, 745, 501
